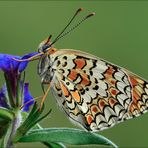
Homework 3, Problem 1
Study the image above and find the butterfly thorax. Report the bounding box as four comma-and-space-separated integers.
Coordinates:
38, 47, 57, 84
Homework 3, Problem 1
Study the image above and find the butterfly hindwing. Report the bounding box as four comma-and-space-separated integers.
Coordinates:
124, 71, 148, 116
51, 75, 90, 130
42, 49, 148, 131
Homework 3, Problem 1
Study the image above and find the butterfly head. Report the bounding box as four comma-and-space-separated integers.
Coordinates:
38, 35, 53, 53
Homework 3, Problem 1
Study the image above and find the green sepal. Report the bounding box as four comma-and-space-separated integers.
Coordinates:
15, 74, 21, 107
4, 73, 15, 108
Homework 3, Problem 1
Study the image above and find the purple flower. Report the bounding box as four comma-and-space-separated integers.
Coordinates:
0, 85, 9, 109
0, 52, 37, 73
0, 52, 37, 111
0, 83, 34, 112
22, 83, 34, 112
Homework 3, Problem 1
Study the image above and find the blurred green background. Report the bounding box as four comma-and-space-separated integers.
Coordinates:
0, 1, 148, 147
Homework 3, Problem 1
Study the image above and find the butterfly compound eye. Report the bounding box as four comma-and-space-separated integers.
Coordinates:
38, 35, 52, 53
38, 44, 51, 53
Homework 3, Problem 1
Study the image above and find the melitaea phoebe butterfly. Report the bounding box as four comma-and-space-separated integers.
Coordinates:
19, 8, 148, 131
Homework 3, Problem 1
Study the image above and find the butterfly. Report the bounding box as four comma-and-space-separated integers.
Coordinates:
23, 8, 148, 131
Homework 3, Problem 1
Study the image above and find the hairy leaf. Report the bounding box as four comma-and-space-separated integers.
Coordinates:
18, 128, 117, 147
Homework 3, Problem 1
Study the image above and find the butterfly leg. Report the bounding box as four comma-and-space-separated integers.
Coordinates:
39, 83, 51, 111
20, 95, 42, 110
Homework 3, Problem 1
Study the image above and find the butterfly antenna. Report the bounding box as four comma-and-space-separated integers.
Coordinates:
39, 83, 51, 111
45, 35, 52, 44
51, 12, 95, 46
51, 8, 83, 45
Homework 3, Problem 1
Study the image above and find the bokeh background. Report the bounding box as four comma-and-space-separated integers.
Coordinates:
0, 1, 148, 147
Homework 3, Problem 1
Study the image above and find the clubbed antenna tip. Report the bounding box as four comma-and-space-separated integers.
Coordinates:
86, 12, 95, 19
77, 8, 83, 12
75, 8, 83, 15
45, 35, 52, 44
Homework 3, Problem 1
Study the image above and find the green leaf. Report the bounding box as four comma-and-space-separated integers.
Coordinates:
18, 112, 66, 148
18, 128, 117, 147
13, 103, 52, 143
1, 121, 13, 148
0, 107, 14, 121
0, 108, 14, 139
0, 118, 10, 139
32, 122, 66, 148
43, 142, 66, 148
21, 112, 28, 122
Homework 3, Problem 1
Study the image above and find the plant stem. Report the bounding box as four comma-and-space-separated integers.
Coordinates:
1, 109, 21, 148
1, 121, 13, 148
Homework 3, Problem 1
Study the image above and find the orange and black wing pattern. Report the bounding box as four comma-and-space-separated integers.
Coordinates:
42, 49, 148, 131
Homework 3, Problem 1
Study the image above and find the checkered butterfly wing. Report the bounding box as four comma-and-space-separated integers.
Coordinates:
41, 49, 148, 131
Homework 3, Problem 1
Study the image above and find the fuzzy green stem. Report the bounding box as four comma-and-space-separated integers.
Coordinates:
1, 120, 14, 148
1, 109, 21, 148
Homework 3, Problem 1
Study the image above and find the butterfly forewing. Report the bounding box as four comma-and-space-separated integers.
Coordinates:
38, 49, 148, 131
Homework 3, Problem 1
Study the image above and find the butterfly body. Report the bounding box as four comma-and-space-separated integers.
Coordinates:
38, 48, 57, 84
38, 47, 148, 131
